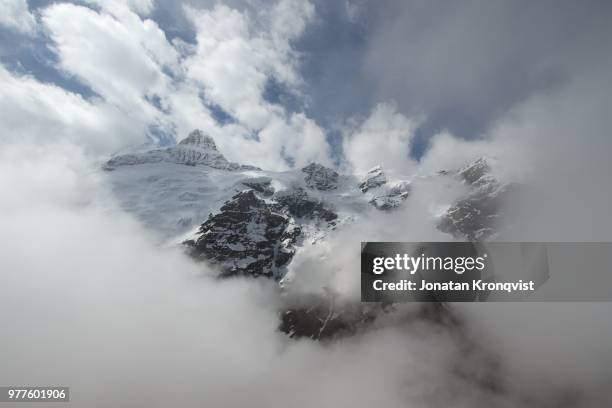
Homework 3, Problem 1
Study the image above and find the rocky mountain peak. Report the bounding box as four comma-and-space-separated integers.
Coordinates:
106, 148, 519, 339
185, 190, 300, 279
369, 181, 411, 210
301, 163, 339, 191
104, 129, 259, 171
458, 157, 492, 186
273, 187, 338, 222
241, 177, 274, 196
359, 165, 387, 192
437, 156, 514, 240
178, 129, 218, 151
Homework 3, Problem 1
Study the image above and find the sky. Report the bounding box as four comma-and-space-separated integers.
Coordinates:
2, 0, 611, 171
1, 1, 612, 406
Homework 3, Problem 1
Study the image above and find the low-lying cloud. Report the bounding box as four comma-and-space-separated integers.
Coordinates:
0, 143, 506, 407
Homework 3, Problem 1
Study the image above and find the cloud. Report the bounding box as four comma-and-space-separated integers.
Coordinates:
0, 0, 37, 35
181, 0, 330, 170
0, 141, 511, 408
297, 0, 612, 150
125, 0, 156, 15
0, 3, 179, 156
29, 0, 331, 170
41, 3, 177, 135
485, 55, 612, 241
342, 102, 419, 175
0, 65, 145, 155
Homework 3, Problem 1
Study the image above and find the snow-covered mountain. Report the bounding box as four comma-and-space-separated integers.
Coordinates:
437, 157, 516, 241
105, 130, 259, 171
104, 129, 512, 339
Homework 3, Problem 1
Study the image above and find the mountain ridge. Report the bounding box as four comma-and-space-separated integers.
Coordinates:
104, 129, 260, 171
104, 129, 513, 339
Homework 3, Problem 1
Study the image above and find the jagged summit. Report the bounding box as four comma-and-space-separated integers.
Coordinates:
369, 181, 411, 210
359, 165, 387, 192
301, 163, 339, 191
437, 156, 513, 240
104, 129, 259, 171
178, 129, 218, 150
458, 157, 494, 187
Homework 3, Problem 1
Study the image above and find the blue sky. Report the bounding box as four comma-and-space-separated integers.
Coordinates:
1, 0, 610, 171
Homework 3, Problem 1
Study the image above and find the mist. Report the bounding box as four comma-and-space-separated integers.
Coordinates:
0, 143, 508, 407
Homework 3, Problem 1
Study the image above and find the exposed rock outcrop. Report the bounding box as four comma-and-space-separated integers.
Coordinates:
437, 157, 515, 240
273, 187, 338, 222
302, 163, 339, 191
185, 191, 299, 279
359, 165, 387, 192
369, 181, 411, 210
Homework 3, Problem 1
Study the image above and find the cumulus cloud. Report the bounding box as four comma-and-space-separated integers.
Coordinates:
28, 0, 331, 170
342, 103, 419, 175
0, 65, 145, 155
181, 0, 330, 170
0, 2, 183, 156
41, 2, 177, 137
0, 0, 37, 34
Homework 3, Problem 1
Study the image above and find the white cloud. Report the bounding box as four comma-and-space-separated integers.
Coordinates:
0, 65, 144, 155
184, 3, 275, 129
126, 0, 156, 15
0, 0, 37, 34
342, 102, 419, 175
28, 0, 331, 171
42, 3, 177, 131
268, 0, 315, 54
180, 0, 331, 170
85, 0, 156, 16
182, 1, 311, 129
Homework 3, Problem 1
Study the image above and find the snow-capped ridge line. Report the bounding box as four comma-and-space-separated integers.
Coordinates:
104, 129, 260, 171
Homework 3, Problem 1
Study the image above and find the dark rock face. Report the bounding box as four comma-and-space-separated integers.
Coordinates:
369, 181, 411, 210
185, 187, 338, 278
359, 165, 387, 192
437, 158, 513, 240
185, 191, 299, 278
273, 188, 338, 222
281, 308, 367, 340
301, 163, 339, 191
279, 295, 461, 341
279, 296, 379, 340
438, 183, 516, 240
177, 154, 517, 341
458, 157, 491, 186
